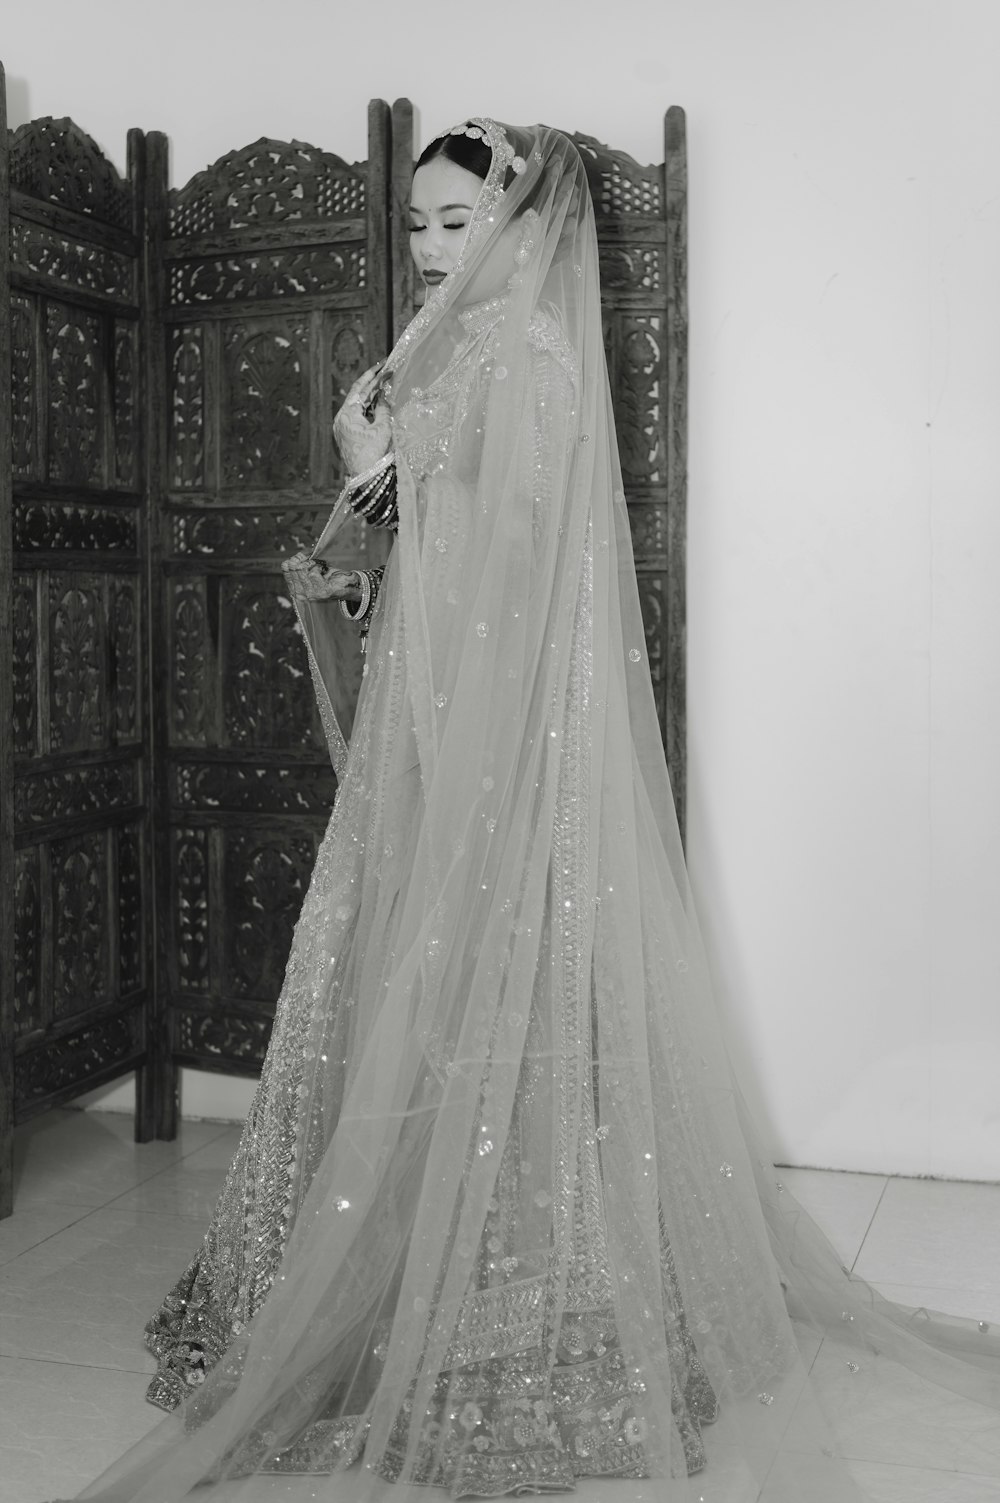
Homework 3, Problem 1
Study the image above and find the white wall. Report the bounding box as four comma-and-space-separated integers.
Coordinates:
8, 0, 1000, 1178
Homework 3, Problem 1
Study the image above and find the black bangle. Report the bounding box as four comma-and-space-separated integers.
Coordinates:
347, 463, 398, 533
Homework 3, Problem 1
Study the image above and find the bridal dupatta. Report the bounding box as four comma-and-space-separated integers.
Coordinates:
70, 121, 1000, 1503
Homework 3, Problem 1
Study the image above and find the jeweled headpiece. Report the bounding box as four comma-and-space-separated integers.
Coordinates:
449, 119, 527, 182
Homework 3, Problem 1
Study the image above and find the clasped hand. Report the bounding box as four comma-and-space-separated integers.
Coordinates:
285, 364, 392, 605
282, 554, 361, 604
333, 361, 392, 476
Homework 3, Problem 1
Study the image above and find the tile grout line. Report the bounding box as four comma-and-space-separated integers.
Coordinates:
0, 1350, 156, 1378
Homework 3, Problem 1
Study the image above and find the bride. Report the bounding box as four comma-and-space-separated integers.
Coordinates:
61, 119, 1000, 1503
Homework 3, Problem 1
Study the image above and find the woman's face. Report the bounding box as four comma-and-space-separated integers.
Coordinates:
408, 157, 485, 288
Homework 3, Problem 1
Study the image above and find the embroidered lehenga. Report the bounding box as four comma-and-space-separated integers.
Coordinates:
67, 122, 1000, 1503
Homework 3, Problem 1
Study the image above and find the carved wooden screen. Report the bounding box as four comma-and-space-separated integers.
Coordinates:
1, 115, 154, 1198
573, 110, 688, 840
0, 68, 13, 1215
148, 106, 394, 1131
0, 97, 687, 1204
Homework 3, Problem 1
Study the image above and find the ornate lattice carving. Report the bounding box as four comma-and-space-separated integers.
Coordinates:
599, 244, 664, 294
46, 304, 103, 485
14, 501, 138, 553
49, 575, 104, 752
175, 1006, 271, 1068
173, 827, 210, 993
331, 319, 365, 389
223, 324, 310, 487
114, 321, 139, 488
169, 245, 365, 308
15, 1011, 141, 1110
118, 823, 144, 994
52, 831, 108, 1018
14, 849, 42, 1037
225, 832, 315, 999
169, 507, 324, 559
628, 501, 669, 559
573, 134, 663, 218
614, 314, 666, 487
14, 760, 139, 830
12, 578, 38, 759
168, 325, 205, 490
11, 220, 133, 299
10, 294, 36, 479
665, 163, 688, 523
331, 318, 368, 485
170, 579, 209, 745
10, 118, 132, 229
111, 578, 140, 743
168, 140, 366, 237
173, 760, 336, 815
636, 574, 667, 704
223, 579, 320, 750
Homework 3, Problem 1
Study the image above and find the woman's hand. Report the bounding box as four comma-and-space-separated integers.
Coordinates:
333, 362, 393, 477
282, 553, 362, 604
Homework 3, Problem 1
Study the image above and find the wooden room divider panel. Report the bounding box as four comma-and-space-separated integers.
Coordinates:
2, 93, 687, 1216
572, 110, 688, 840
147, 104, 397, 1132
1, 67, 14, 1215
0, 112, 155, 1212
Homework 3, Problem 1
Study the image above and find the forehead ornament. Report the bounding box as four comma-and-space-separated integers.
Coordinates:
450, 118, 528, 187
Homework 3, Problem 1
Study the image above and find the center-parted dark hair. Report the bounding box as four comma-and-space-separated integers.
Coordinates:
414, 126, 547, 214
415, 130, 494, 184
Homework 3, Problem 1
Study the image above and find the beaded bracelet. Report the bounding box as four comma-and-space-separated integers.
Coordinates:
339, 567, 383, 647
345, 453, 399, 532
339, 570, 371, 623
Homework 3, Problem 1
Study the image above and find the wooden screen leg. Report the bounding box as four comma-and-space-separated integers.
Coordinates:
134, 1061, 155, 1142
135, 1035, 178, 1142
0, 1130, 11, 1220
156, 1056, 179, 1141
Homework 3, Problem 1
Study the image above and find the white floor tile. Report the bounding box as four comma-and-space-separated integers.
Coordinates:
846, 1462, 1000, 1502
0, 1354, 163, 1503
103, 1128, 238, 1220
5, 1117, 1000, 1503
180, 1125, 244, 1166
0, 1202, 93, 1267
778, 1168, 888, 1268
11, 1109, 232, 1213
787, 1337, 1000, 1476
855, 1177, 1000, 1290
105, 1157, 230, 1222
0, 1207, 198, 1372
763, 1454, 1000, 1503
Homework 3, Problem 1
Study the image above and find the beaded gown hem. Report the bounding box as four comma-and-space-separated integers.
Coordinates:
135, 287, 792, 1497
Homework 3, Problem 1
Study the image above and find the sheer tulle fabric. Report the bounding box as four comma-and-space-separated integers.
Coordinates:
69, 123, 1000, 1503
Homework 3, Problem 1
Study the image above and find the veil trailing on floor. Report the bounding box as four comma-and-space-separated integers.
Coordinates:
67, 121, 1000, 1503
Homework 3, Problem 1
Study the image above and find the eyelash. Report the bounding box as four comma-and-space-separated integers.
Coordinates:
408, 222, 468, 234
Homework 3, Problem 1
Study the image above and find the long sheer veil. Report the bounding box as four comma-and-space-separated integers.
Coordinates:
68, 120, 1000, 1503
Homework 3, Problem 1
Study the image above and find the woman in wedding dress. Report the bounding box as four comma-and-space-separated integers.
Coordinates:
58, 118, 1000, 1503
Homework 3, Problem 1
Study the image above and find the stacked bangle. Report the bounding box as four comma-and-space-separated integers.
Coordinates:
345, 453, 398, 532
340, 567, 384, 646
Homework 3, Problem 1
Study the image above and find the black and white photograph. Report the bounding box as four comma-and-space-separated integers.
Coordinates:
1, 3, 999, 1500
